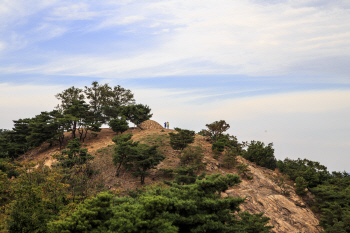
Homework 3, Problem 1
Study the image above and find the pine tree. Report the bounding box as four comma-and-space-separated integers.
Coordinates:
204, 120, 230, 141
223, 147, 238, 169
119, 104, 152, 129
127, 144, 165, 185
245, 141, 277, 170
179, 146, 205, 169
168, 128, 195, 151
48, 174, 274, 233
109, 116, 129, 135
295, 176, 308, 195
112, 133, 139, 176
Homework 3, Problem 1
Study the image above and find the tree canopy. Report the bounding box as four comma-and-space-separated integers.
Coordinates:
244, 141, 277, 170
169, 128, 195, 151
48, 174, 273, 233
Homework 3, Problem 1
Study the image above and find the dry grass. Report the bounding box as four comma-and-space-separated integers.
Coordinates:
18, 126, 242, 193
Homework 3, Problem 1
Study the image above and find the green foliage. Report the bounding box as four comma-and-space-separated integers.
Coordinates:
244, 141, 276, 170
49, 174, 273, 233
127, 187, 145, 198
197, 129, 207, 136
57, 82, 135, 125
6, 162, 69, 233
112, 133, 139, 176
109, 116, 129, 135
48, 192, 114, 233
277, 158, 329, 188
54, 138, 94, 168
127, 144, 165, 185
55, 86, 85, 111
236, 163, 253, 180
179, 146, 205, 169
53, 139, 95, 202
212, 138, 225, 152
0, 82, 135, 160
4, 119, 31, 159
26, 111, 57, 148
223, 147, 239, 169
168, 128, 195, 151
110, 195, 178, 233
157, 168, 175, 178
160, 174, 271, 232
84, 81, 112, 124
203, 120, 230, 141
173, 166, 206, 185
0, 158, 19, 179
64, 99, 97, 141
100, 84, 136, 122
0, 160, 15, 207
237, 211, 274, 233
119, 104, 152, 128
112, 133, 165, 184
295, 176, 308, 195
310, 172, 350, 232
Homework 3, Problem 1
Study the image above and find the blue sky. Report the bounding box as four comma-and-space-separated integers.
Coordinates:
1, 0, 350, 172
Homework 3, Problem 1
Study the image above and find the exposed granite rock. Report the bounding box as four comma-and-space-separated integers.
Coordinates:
224, 157, 323, 233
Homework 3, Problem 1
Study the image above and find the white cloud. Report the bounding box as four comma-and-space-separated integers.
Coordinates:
93, 15, 146, 31
0, 41, 5, 51
32, 23, 67, 41
48, 3, 99, 21
2, 0, 348, 79
0, 0, 58, 29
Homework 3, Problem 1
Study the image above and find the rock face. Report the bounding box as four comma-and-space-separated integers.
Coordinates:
138, 120, 164, 130
225, 157, 323, 233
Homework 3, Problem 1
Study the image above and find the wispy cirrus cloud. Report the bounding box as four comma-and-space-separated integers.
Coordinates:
47, 3, 100, 21
1, 0, 349, 79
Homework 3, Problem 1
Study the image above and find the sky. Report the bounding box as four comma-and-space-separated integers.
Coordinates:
0, 0, 349, 172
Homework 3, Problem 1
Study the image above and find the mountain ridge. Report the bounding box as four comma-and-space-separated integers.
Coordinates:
19, 120, 323, 233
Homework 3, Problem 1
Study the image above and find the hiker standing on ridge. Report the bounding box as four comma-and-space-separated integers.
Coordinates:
164, 122, 166, 128
167, 122, 169, 129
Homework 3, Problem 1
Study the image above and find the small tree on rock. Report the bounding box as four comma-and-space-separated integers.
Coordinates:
295, 176, 308, 195
236, 163, 253, 180
204, 120, 230, 141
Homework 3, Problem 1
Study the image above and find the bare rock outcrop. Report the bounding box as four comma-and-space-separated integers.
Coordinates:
225, 157, 323, 233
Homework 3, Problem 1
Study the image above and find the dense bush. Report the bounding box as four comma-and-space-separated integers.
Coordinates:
244, 141, 276, 170
49, 174, 274, 233
109, 117, 129, 135
169, 128, 195, 151
276, 158, 329, 188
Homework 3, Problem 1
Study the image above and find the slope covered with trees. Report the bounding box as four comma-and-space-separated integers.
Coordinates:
0, 83, 349, 233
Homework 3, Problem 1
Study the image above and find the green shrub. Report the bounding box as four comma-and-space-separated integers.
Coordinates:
244, 141, 276, 170
295, 176, 308, 195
